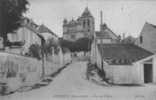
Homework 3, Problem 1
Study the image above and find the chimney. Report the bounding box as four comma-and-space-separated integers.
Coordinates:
100, 11, 103, 26
100, 11, 106, 31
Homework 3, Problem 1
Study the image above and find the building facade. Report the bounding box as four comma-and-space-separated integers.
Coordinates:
63, 7, 95, 41
95, 23, 119, 44
7, 18, 41, 54
95, 11, 119, 44
91, 44, 156, 84
136, 22, 156, 53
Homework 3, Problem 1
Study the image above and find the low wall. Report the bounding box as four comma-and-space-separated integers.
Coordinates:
104, 64, 142, 84
0, 53, 41, 93
46, 53, 71, 67
0, 52, 66, 91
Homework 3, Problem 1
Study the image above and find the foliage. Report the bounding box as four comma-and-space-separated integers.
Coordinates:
59, 38, 74, 52
121, 36, 136, 44
59, 37, 92, 52
43, 38, 59, 56
0, 0, 29, 46
28, 44, 41, 60
76, 38, 92, 52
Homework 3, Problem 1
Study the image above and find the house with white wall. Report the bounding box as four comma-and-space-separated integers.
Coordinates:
7, 18, 41, 54
7, 18, 59, 55
91, 43, 156, 84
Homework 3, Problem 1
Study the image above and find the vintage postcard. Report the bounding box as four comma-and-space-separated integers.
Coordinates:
0, 0, 156, 100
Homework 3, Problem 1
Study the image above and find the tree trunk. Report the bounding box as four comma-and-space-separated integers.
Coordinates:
3, 33, 8, 47
0, 0, 8, 47
0, 2, 2, 37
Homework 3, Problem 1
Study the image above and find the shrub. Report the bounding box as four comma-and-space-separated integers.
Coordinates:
28, 44, 41, 60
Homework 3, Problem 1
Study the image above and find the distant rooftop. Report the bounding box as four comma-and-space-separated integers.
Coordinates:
96, 31, 112, 39
38, 24, 58, 37
96, 23, 119, 40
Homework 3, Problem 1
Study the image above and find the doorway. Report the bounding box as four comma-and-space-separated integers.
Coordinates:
144, 64, 153, 83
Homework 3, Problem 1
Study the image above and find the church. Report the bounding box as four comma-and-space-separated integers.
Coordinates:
63, 7, 95, 41
62, 7, 119, 44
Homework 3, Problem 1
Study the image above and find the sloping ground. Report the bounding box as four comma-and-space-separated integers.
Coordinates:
1, 61, 156, 100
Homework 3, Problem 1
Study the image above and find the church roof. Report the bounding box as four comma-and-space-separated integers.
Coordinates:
81, 7, 93, 17
98, 44, 153, 65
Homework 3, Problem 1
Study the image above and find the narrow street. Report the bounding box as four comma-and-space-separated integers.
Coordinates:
1, 61, 156, 100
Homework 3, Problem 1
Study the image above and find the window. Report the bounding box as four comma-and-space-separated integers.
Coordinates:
71, 35, 76, 39
87, 19, 90, 27
140, 36, 143, 44
83, 21, 85, 28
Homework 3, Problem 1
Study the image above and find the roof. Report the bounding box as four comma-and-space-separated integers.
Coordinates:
24, 22, 39, 34
81, 7, 93, 17
96, 31, 112, 39
96, 24, 119, 40
146, 22, 156, 29
98, 44, 153, 65
140, 22, 156, 36
38, 24, 58, 37
38, 32, 53, 41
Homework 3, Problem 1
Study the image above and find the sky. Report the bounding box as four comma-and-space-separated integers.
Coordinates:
26, 0, 156, 37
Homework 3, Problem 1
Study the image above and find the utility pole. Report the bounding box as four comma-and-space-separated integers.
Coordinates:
36, 33, 45, 78
100, 44, 104, 73
41, 38, 45, 78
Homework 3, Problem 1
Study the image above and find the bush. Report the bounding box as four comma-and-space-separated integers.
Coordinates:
59, 37, 92, 52
28, 44, 41, 60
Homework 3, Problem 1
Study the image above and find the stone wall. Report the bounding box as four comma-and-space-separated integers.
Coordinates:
104, 64, 143, 84
0, 52, 67, 91
0, 52, 42, 86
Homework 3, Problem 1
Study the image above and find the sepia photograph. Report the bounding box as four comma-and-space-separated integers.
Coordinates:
0, 0, 156, 100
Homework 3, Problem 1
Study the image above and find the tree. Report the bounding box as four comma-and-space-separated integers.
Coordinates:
76, 37, 92, 52
59, 38, 76, 52
59, 38, 93, 52
28, 44, 42, 60
43, 38, 59, 56
121, 36, 136, 44
0, 0, 29, 46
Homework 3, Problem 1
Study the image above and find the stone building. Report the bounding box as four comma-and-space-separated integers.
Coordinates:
7, 18, 58, 54
136, 22, 156, 53
7, 18, 41, 54
91, 44, 156, 84
63, 7, 95, 41
95, 11, 119, 44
